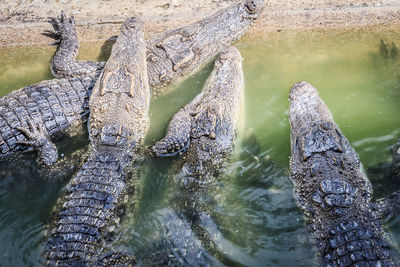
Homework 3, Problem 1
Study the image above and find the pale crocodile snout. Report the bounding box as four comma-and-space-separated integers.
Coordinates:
217, 46, 242, 65
289, 81, 322, 116
289, 81, 319, 102
211, 46, 243, 103
124, 17, 143, 31
244, 0, 264, 15
289, 81, 334, 131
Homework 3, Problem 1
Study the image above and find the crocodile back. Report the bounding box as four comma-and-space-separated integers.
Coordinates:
0, 76, 95, 159
45, 150, 135, 266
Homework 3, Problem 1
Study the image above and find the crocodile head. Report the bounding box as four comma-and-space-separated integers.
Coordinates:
89, 17, 150, 151
152, 46, 243, 181
189, 46, 243, 156
289, 81, 345, 162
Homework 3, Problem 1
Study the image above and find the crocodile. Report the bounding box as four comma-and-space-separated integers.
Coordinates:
149, 46, 244, 264
47, 0, 264, 90
45, 16, 150, 266
139, 209, 222, 266
289, 81, 399, 266
0, 0, 263, 165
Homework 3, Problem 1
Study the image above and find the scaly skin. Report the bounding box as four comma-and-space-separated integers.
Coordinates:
43, 11, 105, 79
0, 0, 263, 164
47, 0, 264, 91
45, 17, 150, 266
145, 0, 263, 91
0, 75, 95, 165
139, 209, 222, 266
289, 81, 399, 266
150, 46, 244, 264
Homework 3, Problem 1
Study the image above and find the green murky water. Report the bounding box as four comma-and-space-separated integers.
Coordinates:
0, 25, 400, 266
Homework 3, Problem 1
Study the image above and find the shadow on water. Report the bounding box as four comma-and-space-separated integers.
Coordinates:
365, 38, 400, 198
97, 36, 117, 62
0, 157, 73, 266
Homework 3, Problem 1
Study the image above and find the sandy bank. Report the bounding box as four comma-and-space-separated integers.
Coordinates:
0, 0, 400, 46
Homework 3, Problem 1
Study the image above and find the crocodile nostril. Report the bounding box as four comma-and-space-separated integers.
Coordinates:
125, 17, 142, 30
245, 0, 257, 14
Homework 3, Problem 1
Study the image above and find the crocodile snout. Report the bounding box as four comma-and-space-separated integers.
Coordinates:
289, 81, 336, 142
218, 46, 242, 65
244, 0, 264, 15
289, 81, 318, 101
124, 17, 143, 31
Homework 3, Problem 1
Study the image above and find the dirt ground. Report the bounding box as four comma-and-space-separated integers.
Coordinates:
0, 0, 400, 46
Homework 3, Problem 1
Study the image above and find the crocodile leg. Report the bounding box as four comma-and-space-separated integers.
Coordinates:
46, 0, 264, 91
150, 100, 195, 157
38, 145, 88, 179
16, 120, 58, 166
151, 91, 222, 157
289, 81, 399, 266
43, 11, 105, 78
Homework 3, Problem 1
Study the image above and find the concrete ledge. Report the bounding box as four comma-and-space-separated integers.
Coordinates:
0, 0, 399, 46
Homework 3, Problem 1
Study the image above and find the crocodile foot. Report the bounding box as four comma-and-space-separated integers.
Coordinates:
151, 134, 190, 158
151, 109, 191, 158
16, 120, 58, 166
42, 11, 75, 46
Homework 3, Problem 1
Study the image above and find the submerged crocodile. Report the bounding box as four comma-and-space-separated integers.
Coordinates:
0, 0, 263, 165
393, 139, 400, 178
380, 39, 399, 59
45, 17, 149, 266
289, 81, 399, 266
148, 46, 244, 265
140, 208, 222, 266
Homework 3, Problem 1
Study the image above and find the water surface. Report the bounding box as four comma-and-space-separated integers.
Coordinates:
0, 25, 400, 266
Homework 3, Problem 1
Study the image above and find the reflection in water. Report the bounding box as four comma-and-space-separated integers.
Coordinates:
0, 26, 399, 266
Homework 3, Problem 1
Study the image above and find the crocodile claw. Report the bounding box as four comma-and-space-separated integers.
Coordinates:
43, 11, 76, 44
50, 40, 61, 46
41, 30, 60, 40
16, 120, 58, 166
